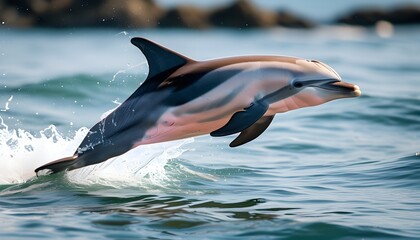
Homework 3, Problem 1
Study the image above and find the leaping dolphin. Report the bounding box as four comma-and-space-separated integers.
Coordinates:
35, 37, 361, 175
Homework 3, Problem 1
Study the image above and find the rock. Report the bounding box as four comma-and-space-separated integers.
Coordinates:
336, 5, 420, 26
276, 10, 315, 28
209, 0, 277, 28
336, 8, 388, 26
208, 0, 314, 29
0, 0, 320, 29
98, 0, 164, 28
387, 5, 420, 24
158, 5, 209, 29
0, 0, 42, 27
36, 0, 106, 28
0, 0, 164, 28
0, 3, 35, 27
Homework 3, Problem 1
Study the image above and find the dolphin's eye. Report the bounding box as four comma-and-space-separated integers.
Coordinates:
293, 81, 303, 88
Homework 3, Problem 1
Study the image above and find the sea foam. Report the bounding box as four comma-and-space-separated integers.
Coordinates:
0, 116, 193, 186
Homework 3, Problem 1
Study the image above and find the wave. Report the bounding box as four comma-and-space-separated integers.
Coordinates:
66, 138, 194, 189
309, 94, 420, 131
362, 153, 420, 185
0, 73, 144, 100
0, 120, 87, 185
0, 117, 196, 187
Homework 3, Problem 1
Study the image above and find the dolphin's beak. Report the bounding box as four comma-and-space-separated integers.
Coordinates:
317, 80, 361, 97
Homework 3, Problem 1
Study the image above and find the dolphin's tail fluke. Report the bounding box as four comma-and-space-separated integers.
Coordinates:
35, 155, 78, 176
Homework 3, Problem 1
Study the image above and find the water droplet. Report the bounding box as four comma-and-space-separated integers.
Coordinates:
70, 122, 73, 126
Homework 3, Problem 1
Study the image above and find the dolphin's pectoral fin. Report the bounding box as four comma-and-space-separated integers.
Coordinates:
210, 101, 269, 137
131, 37, 194, 81
34, 155, 78, 175
229, 115, 274, 147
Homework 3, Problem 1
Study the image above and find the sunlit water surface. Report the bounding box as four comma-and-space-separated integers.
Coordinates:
0, 27, 419, 239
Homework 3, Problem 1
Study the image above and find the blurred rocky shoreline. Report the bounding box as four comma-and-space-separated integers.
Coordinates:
1, 0, 419, 29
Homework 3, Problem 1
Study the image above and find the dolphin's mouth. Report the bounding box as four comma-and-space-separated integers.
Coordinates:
317, 80, 361, 97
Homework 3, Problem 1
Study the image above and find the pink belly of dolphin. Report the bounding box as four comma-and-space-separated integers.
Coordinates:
135, 85, 255, 146
136, 115, 230, 146
135, 90, 277, 146
133, 61, 294, 147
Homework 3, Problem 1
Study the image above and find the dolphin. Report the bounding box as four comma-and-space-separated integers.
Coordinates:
35, 37, 361, 175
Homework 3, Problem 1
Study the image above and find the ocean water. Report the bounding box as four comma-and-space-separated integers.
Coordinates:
0, 26, 419, 239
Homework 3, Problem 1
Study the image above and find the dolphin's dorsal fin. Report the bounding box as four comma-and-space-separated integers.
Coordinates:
131, 37, 194, 81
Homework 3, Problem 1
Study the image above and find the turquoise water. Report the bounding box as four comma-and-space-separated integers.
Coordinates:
1, 27, 420, 239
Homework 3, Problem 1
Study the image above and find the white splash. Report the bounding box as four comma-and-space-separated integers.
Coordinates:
0, 119, 88, 184
67, 138, 194, 188
116, 31, 129, 36
111, 61, 146, 83
0, 117, 194, 186
0, 95, 13, 112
